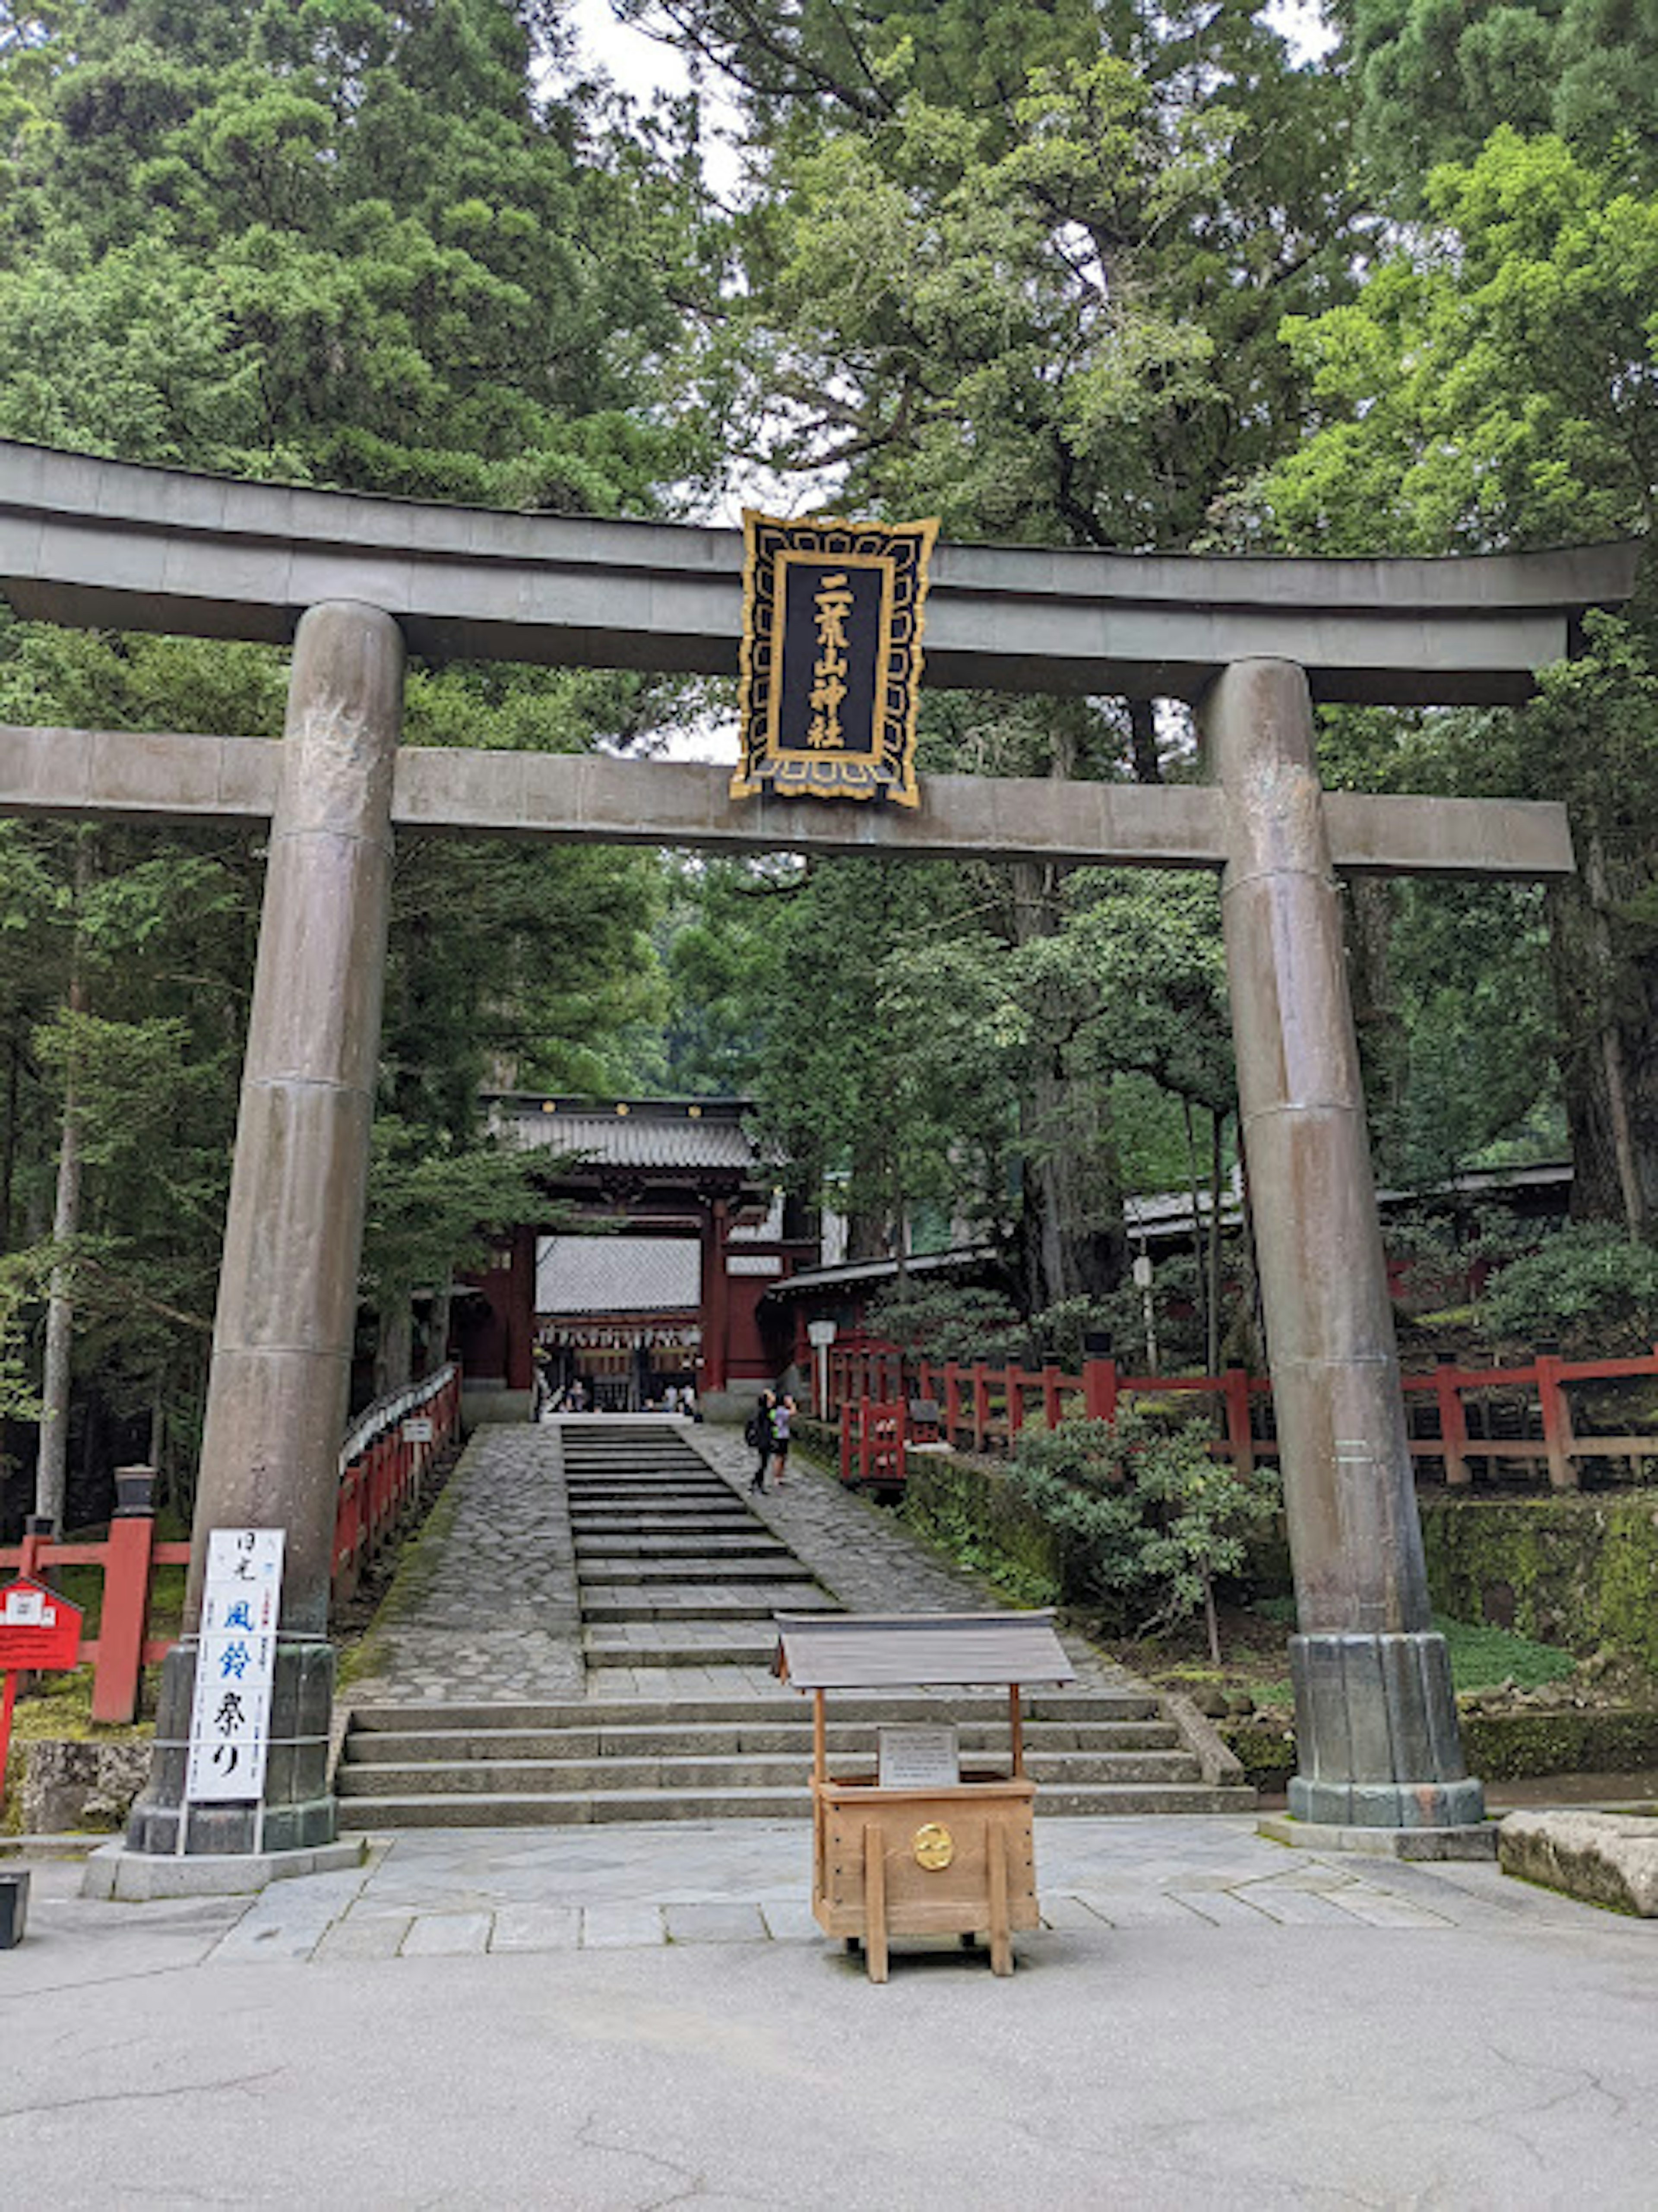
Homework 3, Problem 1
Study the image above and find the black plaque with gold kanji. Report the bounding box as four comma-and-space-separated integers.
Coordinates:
731, 511, 938, 806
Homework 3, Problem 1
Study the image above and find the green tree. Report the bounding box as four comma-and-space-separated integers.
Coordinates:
1010, 1404, 1279, 1661
1264, 129, 1658, 1227
0, 0, 730, 1514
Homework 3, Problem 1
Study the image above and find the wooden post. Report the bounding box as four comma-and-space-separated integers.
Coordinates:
1083, 1354, 1118, 1424
839, 1402, 852, 1486
91, 1506, 156, 1725
699, 1197, 731, 1394
1536, 1351, 1577, 1491
859, 1395, 872, 1484
1006, 1363, 1024, 1441
987, 1823, 1012, 1977
943, 1361, 960, 1446
1043, 1364, 1062, 1428
1009, 1685, 1024, 1778
972, 1362, 989, 1451
1435, 1353, 1470, 1487
1222, 1367, 1256, 1479
813, 1689, 826, 1784
864, 1824, 889, 1983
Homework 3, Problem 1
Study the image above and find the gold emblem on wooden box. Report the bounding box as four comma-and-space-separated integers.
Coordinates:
913, 1822, 954, 1870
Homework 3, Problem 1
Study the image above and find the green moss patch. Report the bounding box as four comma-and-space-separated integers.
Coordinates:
1420, 1494, 1658, 1673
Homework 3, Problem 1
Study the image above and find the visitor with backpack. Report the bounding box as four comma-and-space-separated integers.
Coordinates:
769, 1393, 795, 1488
745, 1389, 775, 1493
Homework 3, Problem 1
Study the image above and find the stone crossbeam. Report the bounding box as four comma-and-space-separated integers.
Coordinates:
0, 725, 1576, 878
0, 441, 1638, 707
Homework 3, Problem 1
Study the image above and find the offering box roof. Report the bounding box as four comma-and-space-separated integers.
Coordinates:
773, 1611, 1076, 1691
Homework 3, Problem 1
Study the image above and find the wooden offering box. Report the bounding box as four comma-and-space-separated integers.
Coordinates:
773, 1611, 1076, 1983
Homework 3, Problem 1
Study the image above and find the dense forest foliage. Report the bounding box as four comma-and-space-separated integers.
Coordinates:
0, 0, 1654, 1527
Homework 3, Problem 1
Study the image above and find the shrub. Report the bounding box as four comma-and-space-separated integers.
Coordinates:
1007, 1405, 1280, 1660
1479, 1223, 1658, 1348
865, 1280, 1022, 1364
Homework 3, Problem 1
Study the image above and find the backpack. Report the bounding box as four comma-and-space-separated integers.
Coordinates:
743, 1412, 761, 1448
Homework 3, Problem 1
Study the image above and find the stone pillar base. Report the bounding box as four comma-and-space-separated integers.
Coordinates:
1288, 1631, 1486, 1830
123, 1637, 336, 1857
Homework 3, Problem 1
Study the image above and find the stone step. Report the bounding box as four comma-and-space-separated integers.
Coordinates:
565, 1478, 735, 1489
347, 1691, 1165, 1730
566, 1495, 747, 1510
574, 1538, 791, 1559
563, 1457, 725, 1470
343, 1718, 1184, 1763
566, 1495, 734, 1513
339, 1749, 1205, 1797
579, 1558, 806, 1583
580, 1592, 832, 1621
341, 1780, 1249, 1828
570, 1504, 751, 1522
572, 1525, 757, 1544
582, 1638, 779, 1666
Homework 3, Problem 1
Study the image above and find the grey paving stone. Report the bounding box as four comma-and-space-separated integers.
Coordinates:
313, 1913, 413, 1962
1166, 1886, 1275, 1925
582, 1902, 665, 1948
1237, 1881, 1370, 1927
1068, 1886, 1210, 1928
490, 1905, 582, 1953
663, 1901, 768, 1944
759, 1899, 827, 1943
1320, 1883, 1454, 1930
401, 1911, 493, 1956
1039, 1892, 1112, 1931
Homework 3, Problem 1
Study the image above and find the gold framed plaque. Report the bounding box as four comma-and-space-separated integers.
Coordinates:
730, 510, 939, 807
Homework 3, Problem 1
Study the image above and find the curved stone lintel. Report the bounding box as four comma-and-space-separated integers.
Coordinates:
0, 440, 1639, 705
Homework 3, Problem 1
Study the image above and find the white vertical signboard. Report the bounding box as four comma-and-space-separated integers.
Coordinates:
184, 1528, 285, 1805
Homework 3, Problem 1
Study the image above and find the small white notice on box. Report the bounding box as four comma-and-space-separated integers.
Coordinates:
878, 1724, 960, 1790
402, 1418, 434, 1443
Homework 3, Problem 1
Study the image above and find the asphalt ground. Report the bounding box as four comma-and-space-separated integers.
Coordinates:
5, 1813, 1657, 2210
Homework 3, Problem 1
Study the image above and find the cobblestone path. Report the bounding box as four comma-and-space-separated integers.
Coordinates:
344, 1416, 1133, 1707
344, 1425, 584, 1706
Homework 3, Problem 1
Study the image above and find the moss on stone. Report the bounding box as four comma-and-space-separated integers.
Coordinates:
1220, 1706, 1658, 1792
1419, 1494, 1658, 1675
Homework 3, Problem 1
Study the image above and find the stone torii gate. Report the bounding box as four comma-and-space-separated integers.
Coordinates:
0, 441, 1637, 1872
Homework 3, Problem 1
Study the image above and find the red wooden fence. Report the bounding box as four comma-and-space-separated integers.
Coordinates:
825, 1336, 1658, 1494
0, 1362, 462, 1723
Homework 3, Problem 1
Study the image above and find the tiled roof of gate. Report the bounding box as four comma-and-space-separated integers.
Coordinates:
488, 1096, 765, 1173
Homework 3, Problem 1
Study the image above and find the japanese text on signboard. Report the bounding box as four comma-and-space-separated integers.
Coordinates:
731, 513, 937, 807
184, 1528, 284, 1804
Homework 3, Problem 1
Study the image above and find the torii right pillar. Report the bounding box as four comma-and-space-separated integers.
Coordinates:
1203, 658, 1484, 1838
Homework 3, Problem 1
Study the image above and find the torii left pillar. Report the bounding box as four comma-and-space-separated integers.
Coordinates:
126, 602, 402, 1858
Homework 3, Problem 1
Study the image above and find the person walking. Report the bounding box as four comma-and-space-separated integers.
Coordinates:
769, 1392, 796, 1489
746, 1389, 775, 1493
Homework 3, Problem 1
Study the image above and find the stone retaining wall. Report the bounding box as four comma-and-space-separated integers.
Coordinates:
1418, 1494, 1658, 1671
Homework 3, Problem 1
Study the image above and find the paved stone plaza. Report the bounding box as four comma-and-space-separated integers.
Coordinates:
8, 1813, 1658, 2208
8, 1421, 1658, 2205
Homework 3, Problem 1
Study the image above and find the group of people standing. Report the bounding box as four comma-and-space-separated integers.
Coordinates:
745, 1389, 795, 1492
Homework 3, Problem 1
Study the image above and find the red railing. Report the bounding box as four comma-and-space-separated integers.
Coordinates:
840, 1398, 908, 1486
0, 1362, 462, 1722
331, 1364, 461, 1601
825, 1337, 1658, 1493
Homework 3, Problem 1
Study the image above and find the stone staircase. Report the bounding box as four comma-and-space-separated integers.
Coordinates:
336, 1690, 1246, 1826
564, 1422, 833, 1670
334, 1420, 1253, 1826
